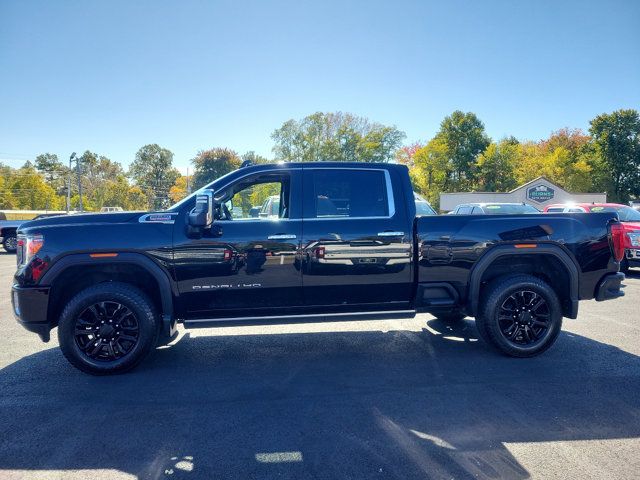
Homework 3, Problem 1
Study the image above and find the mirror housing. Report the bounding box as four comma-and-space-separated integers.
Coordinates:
188, 189, 214, 229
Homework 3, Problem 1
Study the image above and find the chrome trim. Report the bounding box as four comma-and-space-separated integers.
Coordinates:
378, 231, 404, 237
268, 234, 297, 240
183, 309, 416, 326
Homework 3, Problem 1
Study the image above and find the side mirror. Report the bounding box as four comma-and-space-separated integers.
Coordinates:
188, 189, 214, 229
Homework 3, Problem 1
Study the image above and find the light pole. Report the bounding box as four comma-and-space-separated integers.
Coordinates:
67, 152, 76, 213
68, 152, 83, 212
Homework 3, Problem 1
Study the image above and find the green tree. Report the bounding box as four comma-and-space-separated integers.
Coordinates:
34, 153, 67, 190
129, 144, 180, 209
589, 109, 640, 201
271, 111, 405, 163
411, 137, 451, 207
191, 148, 241, 189
435, 111, 490, 189
475, 139, 518, 192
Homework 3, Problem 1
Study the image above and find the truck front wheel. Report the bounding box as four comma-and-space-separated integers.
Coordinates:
476, 274, 562, 357
58, 282, 159, 375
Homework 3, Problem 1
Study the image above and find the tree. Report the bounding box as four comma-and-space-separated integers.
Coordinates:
589, 109, 640, 202
242, 151, 271, 165
129, 144, 180, 209
8, 165, 62, 210
191, 148, 241, 190
34, 153, 67, 190
169, 176, 189, 204
435, 111, 490, 189
271, 111, 405, 163
411, 137, 451, 208
475, 139, 518, 192
77, 151, 128, 209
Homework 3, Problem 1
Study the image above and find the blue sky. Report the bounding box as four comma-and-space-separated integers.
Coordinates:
1, 0, 639, 173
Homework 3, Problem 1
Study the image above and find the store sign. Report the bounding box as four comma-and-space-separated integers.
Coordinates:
527, 184, 555, 203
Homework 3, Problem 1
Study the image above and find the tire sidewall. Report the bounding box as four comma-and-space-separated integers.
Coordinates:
58, 284, 157, 374
483, 276, 562, 357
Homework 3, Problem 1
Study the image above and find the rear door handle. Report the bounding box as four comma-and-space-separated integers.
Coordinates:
268, 234, 297, 240
378, 231, 404, 237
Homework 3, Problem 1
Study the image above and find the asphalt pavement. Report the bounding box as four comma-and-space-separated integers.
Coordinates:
0, 253, 639, 479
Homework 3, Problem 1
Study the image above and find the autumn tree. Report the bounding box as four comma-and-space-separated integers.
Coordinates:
475, 138, 519, 192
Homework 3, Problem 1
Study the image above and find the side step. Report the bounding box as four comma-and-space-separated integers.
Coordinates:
183, 310, 417, 329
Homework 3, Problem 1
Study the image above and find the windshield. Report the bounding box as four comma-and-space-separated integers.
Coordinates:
414, 193, 436, 215
167, 169, 239, 210
484, 204, 540, 214
589, 205, 640, 222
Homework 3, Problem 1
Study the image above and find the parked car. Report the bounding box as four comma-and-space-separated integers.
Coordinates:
450, 203, 540, 215
0, 213, 68, 253
543, 203, 640, 272
259, 195, 281, 219
12, 162, 625, 374
414, 193, 437, 216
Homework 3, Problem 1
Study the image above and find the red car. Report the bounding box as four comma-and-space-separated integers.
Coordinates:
544, 203, 640, 272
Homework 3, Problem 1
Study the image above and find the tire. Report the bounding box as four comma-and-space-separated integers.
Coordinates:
2, 235, 17, 253
58, 282, 159, 375
476, 274, 562, 357
433, 311, 466, 323
621, 258, 630, 274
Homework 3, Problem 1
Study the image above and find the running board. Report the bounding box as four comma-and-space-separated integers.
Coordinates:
183, 310, 417, 329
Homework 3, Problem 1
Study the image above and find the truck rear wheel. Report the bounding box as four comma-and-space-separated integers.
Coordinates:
476, 274, 562, 357
2, 235, 17, 253
58, 282, 159, 375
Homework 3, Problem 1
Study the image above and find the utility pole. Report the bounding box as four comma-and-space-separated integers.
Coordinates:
186, 167, 191, 194
68, 152, 76, 213
76, 155, 83, 212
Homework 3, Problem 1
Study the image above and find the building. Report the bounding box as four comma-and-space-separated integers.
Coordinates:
439, 176, 607, 212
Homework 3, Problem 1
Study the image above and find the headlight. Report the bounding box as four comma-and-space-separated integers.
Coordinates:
628, 232, 640, 247
17, 234, 44, 266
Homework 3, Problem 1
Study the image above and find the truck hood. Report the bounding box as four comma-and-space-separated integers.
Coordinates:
19, 212, 145, 231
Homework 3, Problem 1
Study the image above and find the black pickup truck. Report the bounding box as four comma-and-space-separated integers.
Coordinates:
12, 162, 626, 374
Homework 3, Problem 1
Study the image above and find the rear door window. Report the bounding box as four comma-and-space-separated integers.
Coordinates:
305, 169, 390, 218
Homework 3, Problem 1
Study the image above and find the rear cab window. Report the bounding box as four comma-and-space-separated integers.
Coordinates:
304, 169, 391, 218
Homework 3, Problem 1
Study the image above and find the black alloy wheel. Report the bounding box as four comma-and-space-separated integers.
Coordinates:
74, 301, 140, 361
497, 290, 551, 347
58, 282, 158, 375
476, 274, 562, 357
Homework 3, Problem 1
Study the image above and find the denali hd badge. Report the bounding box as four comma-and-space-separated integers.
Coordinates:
138, 212, 179, 224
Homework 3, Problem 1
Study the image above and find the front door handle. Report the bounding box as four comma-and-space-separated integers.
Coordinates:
268, 234, 297, 240
378, 231, 404, 237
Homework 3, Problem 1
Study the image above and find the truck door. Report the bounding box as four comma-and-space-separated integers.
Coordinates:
173, 169, 303, 318
300, 167, 413, 308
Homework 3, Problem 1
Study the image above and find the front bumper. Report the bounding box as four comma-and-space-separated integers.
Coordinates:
594, 272, 625, 302
11, 284, 51, 341
626, 248, 640, 267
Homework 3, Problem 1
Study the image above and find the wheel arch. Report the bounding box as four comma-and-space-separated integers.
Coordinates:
468, 244, 580, 319
41, 253, 176, 335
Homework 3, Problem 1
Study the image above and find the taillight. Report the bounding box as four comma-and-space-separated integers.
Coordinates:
315, 246, 325, 259
610, 223, 625, 262
223, 249, 232, 261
